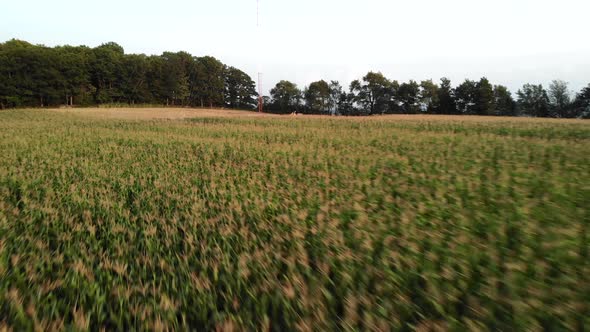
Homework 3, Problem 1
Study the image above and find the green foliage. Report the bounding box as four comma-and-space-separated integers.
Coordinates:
160, 51, 192, 106
90, 42, 125, 104
350, 72, 393, 115
419, 79, 440, 114
304, 80, 330, 114
454, 79, 478, 115
0, 38, 589, 120
119, 54, 150, 105
493, 85, 517, 116
475, 77, 494, 116
0, 110, 589, 330
0, 40, 256, 110
397, 80, 421, 114
548, 80, 572, 118
517, 84, 551, 117
0, 40, 63, 107
270, 80, 302, 113
573, 84, 590, 118
190, 56, 225, 108
224, 66, 257, 110
328, 80, 344, 115
437, 77, 457, 115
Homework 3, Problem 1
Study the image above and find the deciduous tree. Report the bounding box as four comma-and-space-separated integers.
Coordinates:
328, 80, 344, 115
224, 66, 257, 110
548, 80, 572, 118
493, 85, 516, 116
350, 72, 392, 115
304, 80, 330, 114
475, 77, 494, 115
572, 84, 590, 118
270, 80, 301, 113
396, 80, 421, 114
89, 42, 124, 104
517, 84, 550, 117
419, 80, 440, 114
454, 79, 478, 115
191, 56, 224, 108
437, 77, 457, 115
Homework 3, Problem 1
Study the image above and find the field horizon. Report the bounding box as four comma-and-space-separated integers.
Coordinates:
27, 107, 590, 123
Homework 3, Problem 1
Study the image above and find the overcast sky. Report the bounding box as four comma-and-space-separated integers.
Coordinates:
2, 0, 589, 95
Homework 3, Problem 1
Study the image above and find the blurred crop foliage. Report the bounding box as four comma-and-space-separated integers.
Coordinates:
0, 110, 589, 330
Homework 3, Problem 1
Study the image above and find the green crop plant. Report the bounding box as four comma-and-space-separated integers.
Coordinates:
0, 110, 589, 330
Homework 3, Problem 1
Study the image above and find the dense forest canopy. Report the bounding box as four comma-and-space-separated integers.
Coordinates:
0, 39, 588, 118
0, 39, 256, 110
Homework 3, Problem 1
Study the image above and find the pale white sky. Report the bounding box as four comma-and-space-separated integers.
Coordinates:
2, 0, 589, 95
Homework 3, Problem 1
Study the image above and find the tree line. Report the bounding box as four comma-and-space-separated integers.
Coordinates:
0, 39, 256, 109
267, 74, 590, 118
1, 39, 589, 118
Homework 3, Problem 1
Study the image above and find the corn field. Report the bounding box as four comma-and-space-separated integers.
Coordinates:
0, 109, 589, 331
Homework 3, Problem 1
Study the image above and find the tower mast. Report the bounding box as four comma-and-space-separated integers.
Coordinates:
257, 0, 263, 113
